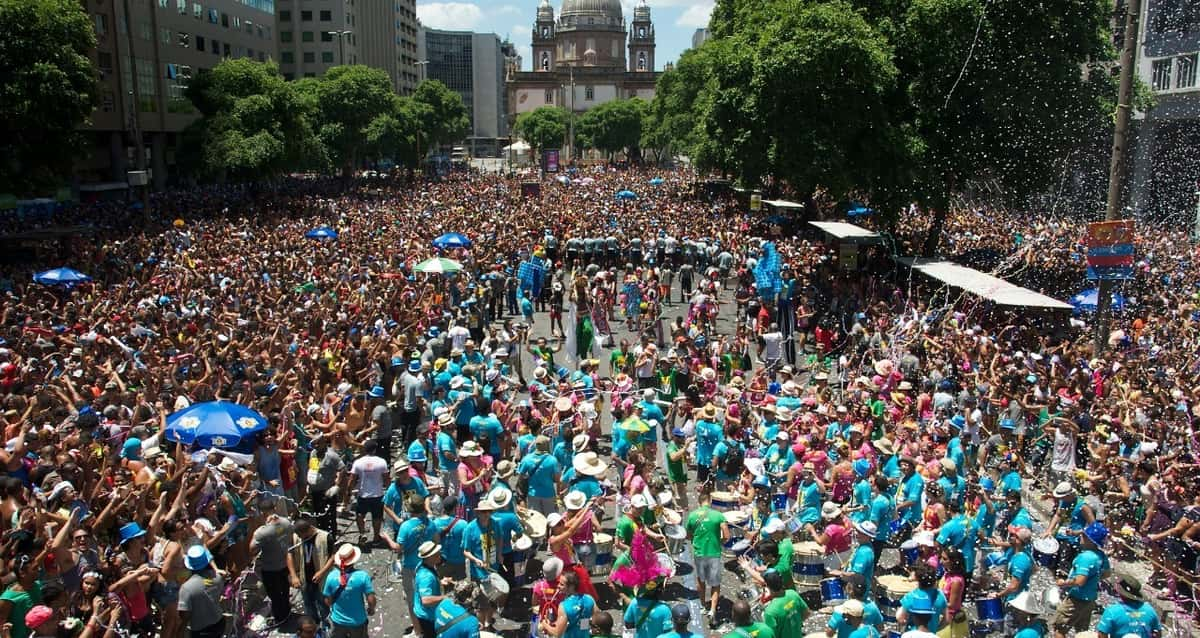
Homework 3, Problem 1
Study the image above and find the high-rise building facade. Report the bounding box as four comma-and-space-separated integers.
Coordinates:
1128, 0, 1200, 220
419, 28, 511, 156
79, 0, 279, 187
275, 0, 418, 92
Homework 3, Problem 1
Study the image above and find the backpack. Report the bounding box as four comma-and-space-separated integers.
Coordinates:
722, 442, 745, 477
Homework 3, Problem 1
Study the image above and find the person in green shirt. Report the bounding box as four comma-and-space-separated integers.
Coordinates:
764, 519, 794, 589
686, 490, 730, 625
666, 429, 692, 509
611, 550, 635, 606
0, 556, 43, 638
762, 570, 808, 638
724, 600, 775, 638
616, 494, 663, 553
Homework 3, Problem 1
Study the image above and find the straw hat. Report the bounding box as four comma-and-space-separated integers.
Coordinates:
836, 600, 865, 617
495, 459, 516, 479
1009, 591, 1043, 615
459, 441, 484, 457
776, 407, 794, 422
418, 541, 442, 560
572, 452, 608, 476
475, 497, 499, 512
563, 490, 587, 511
873, 359, 894, 376
554, 396, 573, 413
490, 488, 513, 509
700, 403, 717, 419
335, 543, 363, 567
821, 502, 843, 520
571, 433, 590, 452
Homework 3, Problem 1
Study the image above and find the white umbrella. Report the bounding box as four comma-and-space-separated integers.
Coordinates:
414, 257, 463, 274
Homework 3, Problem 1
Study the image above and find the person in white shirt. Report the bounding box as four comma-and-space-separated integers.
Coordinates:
447, 323, 470, 353
349, 440, 390, 545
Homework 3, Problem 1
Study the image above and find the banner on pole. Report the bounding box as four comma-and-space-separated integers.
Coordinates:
1086, 220, 1134, 280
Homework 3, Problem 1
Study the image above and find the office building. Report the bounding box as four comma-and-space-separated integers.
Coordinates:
79, 0, 278, 188
275, 0, 419, 92
507, 0, 660, 156
1128, 0, 1200, 220
691, 28, 709, 49
419, 28, 511, 156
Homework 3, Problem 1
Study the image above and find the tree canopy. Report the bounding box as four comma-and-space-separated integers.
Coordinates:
514, 106, 569, 155
660, 0, 1118, 249
576, 98, 647, 159
0, 0, 97, 194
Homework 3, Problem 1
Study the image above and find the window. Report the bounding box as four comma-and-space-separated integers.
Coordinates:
210, 38, 219, 54
279, 9, 291, 21
176, 31, 189, 47
137, 63, 157, 112
220, 12, 228, 27
540, 51, 550, 70
281, 51, 294, 63
303, 51, 315, 63
301, 10, 313, 21
101, 89, 115, 112
233, 16, 240, 29
177, 0, 187, 13
322, 51, 334, 63
304, 72, 316, 78
139, 21, 152, 40
545, 89, 553, 103
159, 0, 168, 7
195, 35, 205, 51
223, 42, 230, 56
280, 30, 292, 43
284, 72, 295, 81
160, 27, 172, 44
208, 8, 218, 23
321, 31, 333, 42
584, 85, 594, 100
97, 51, 113, 73
319, 9, 332, 21
1152, 58, 1173, 90
193, 3, 201, 19
302, 31, 314, 42
1178, 54, 1198, 89
93, 13, 107, 36
637, 51, 647, 71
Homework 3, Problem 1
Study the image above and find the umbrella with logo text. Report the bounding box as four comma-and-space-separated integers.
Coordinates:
164, 401, 268, 448
432, 232, 472, 250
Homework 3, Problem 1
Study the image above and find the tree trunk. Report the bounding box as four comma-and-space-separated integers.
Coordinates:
920, 191, 951, 257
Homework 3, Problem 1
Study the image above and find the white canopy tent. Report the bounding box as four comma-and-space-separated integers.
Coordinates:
899, 258, 1073, 310
809, 221, 884, 245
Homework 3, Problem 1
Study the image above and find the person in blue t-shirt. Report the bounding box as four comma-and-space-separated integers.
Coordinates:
1052, 522, 1108, 638
1096, 576, 1161, 638
623, 588, 673, 638
431, 494, 469, 580
469, 402, 504, 457
434, 413, 459, 476
540, 571, 597, 638
832, 522, 877, 598
412, 541, 446, 637
897, 457, 925, 526
996, 528, 1035, 601
1008, 591, 1049, 638
867, 476, 894, 550
827, 599, 880, 638
322, 544, 376, 634
693, 405, 724, 483
434, 580, 482, 638
382, 496, 437, 628
518, 437, 561, 515
896, 564, 948, 632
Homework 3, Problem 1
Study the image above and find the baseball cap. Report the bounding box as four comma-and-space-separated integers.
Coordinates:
671, 603, 690, 622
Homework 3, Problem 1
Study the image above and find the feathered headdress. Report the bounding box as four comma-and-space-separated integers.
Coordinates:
611, 530, 672, 594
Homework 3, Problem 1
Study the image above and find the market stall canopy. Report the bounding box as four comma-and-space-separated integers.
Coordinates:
898, 258, 1073, 310
809, 221, 883, 245
762, 199, 805, 210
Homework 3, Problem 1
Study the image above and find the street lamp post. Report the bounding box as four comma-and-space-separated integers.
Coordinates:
325, 30, 352, 65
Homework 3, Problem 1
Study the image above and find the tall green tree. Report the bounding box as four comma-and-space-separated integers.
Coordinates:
412, 80, 470, 151
313, 65, 397, 176
0, 0, 97, 194
514, 106, 568, 156
644, 47, 711, 164
364, 96, 421, 166
180, 58, 323, 180
577, 99, 647, 160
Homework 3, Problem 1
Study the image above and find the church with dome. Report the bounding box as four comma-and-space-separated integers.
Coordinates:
507, 0, 660, 153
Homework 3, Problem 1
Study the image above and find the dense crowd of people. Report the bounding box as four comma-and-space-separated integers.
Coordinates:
0, 164, 1193, 638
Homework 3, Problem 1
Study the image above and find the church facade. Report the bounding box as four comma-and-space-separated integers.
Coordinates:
507, 0, 660, 149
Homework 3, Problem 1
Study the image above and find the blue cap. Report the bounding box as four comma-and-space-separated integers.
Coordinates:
1084, 521, 1108, 547
368, 385, 385, 398
853, 459, 871, 477
408, 448, 427, 462
428, 327, 440, 337
409, 360, 422, 373
672, 428, 686, 437
1026, 374, 1038, 383
121, 437, 142, 460
950, 414, 965, 429
391, 356, 404, 368
184, 545, 213, 571
979, 476, 996, 492
118, 522, 147, 545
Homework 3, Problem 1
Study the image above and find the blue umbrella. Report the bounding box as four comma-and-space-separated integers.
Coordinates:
1070, 288, 1126, 314
33, 267, 92, 287
164, 401, 269, 448
432, 232, 472, 250
305, 226, 338, 240
616, 190, 637, 200
846, 204, 876, 217
648, 177, 664, 185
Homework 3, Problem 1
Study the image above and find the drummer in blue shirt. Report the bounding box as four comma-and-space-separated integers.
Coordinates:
994, 528, 1035, 601
896, 564, 948, 633
1051, 522, 1109, 638
1008, 591, 1050, 638
434, 580, 482, 638
830, 521, 877, 598
1096, 576, 1161, 638
896, 456, 925, 526
1045, 481, 1096, 563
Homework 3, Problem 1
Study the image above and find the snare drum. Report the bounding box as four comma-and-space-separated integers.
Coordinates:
786, 516, 804, 535
899, 540, 920, 566
792, 541, 825, 586
593, 533, 615, 575
664, 524, 687, 555
772, 492, 789, 512
511, 535, 533, 586
974, 595, 1004, 626
481, 572, 510, 603
724, 509, 750, 528
1032, 537, 1060, 569
819, 576, 846, 607
711, 491, 738, 510
655, 552, 676, 577
661, 507, 682, 526
875, 574, 917, 624
887, 519, 913, 547
730, 539, 754, 558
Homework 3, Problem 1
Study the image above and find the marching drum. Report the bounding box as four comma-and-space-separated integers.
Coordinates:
481, 572, 510, 603
974, 594, 1005, 628
875, 574, 917, 624
656, 552, 677, 577
899, 540, 920, 567
819, 576, 846, 607
1032, 537, 1060, 569
593, 533, 615, 576
711, 491, 738, 510
523, 510, 549, 540
664, 524, 687, 555
512, 535, 533, 586
792, 541, 825, 586
887, 519, 913, 547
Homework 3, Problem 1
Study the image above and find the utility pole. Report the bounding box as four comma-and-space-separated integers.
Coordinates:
120, 0, 149, 209
567, 63, 575, 163
1095, 0, 1140, 353
326, 30, 352, 65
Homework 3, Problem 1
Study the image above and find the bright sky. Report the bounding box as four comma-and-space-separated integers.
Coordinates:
416, 0, 711, 72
